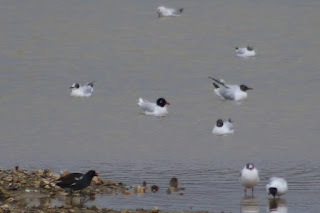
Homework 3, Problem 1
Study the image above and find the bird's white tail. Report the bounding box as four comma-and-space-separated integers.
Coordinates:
138, 98, 144, 106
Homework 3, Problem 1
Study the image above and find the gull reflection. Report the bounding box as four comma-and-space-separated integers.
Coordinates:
267, 198, 287, 213
241, 196, 259, 213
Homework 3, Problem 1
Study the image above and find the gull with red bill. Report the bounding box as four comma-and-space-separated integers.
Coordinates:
138, 97, 170, 117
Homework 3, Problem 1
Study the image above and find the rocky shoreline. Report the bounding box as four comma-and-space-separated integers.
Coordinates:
0, 167, 224, 213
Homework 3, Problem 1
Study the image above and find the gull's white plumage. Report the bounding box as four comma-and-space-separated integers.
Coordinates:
70, 81, 94, 97
157, 6, 183, 17
266, 177, 288, 198
138, 98, 169, 117
235, 46, 256, 57
240, 163, 260, 196
212, 119, 234, 136
209, 77, 252, 101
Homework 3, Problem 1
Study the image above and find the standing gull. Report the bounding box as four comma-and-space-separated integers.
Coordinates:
240, 163, 260, 196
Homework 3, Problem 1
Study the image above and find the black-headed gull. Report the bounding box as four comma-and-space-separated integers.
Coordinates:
208, 77, 252, 101
235, 46, 256, 57
69, 81, 95, 97
240, 163, 260, 196
266, 177, 288, 198
212, 118, 234, 136
157, 6, 183, 17
138, 97, 170, 117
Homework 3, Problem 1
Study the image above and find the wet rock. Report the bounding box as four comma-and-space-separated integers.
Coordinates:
7, 198, 14, 203
0, 187, 10, 199
91, 205, 102, 212
124, 190, 131, 196
32, 169, 44, 176
120, 209, 130, 213
134, 185, 144, 194
33, 181, 40, 188
152, 206, 160, 213
8, 183, 21, 190
43, 169, 53, 177
40, 179, 50, 188
43, 185, 51, 189
12, 176, 18, 183
3, 176, 13, 182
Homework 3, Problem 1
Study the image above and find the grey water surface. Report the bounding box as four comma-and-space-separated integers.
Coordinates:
0, 0, 320, 212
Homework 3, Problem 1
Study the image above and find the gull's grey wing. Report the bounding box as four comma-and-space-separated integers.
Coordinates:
82, 85, 94, 94
139, 101, 156, 113
236, 48, 246, 55
218, 87, 235, 100
224, 121, 234, 130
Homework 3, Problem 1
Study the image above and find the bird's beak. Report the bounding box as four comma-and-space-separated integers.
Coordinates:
69, 86, 74, 89
95, 172, 98, 176
247, 88, 253, 90
166, 102, 170, 105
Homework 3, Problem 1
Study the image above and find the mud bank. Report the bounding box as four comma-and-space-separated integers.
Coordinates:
0, 167, 225, 213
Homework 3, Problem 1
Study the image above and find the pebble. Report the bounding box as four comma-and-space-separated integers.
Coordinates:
152, 206, 160, 213
0, 187, 10, 199
90, 205, 101, 212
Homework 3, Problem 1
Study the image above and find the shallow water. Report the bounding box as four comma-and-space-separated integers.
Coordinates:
0, 0, 320, 212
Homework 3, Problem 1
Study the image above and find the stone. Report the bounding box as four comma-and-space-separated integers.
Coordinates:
32, 169, 44, 176
43, 168, 52, 175
40, 179, 50, 188
3, 176, 13, 182
0, 187, 10, 199
151, 206, 160, 213
33, 181, 40, 188
8, 183, 21, 190
90, 205, 101, 212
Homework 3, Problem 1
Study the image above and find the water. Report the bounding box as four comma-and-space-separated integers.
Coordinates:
0, 0, 320, 212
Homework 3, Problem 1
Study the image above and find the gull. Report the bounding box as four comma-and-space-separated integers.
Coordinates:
208, 77, 252, 101
212, 119, 234, 136
138, 97, 170, 117
235, 45, 256, 57
240, 163, 260, 196
69, 81, 95, 97
266, 177, 288, 199
157, 6, 184, 17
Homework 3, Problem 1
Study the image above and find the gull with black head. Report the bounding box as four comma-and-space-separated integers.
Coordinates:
138, 97, 170, 117
212, 118, 234, 136
208, 77, 252, 101
266, 177, 288, 199
69, 81, 95, 97
235, 45, 256, 57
